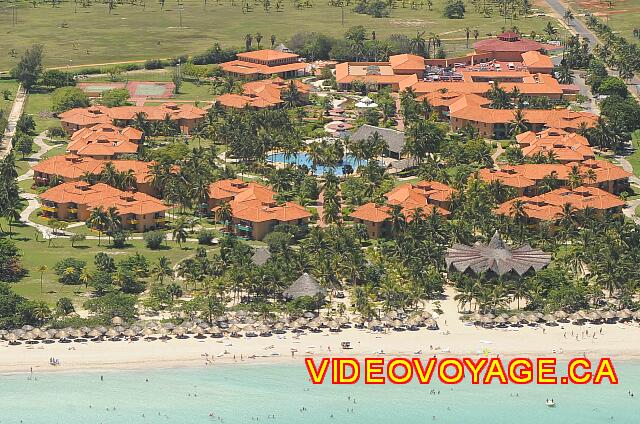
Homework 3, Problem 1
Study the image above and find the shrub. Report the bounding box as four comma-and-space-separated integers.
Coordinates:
53, 258, 87, 285
47, 125, 67, 138
443, 0, 465, 18
197, 228, 216, 245
100, 88, 130, 107
144, 59, 165, 70
56, 297, 75, 315
111, 230, 130, 248
144, 230, 166, 250
51, 87, 90, 113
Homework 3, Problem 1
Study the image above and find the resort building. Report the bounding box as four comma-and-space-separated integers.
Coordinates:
32, 154, 157, 195
334, 54, 425, 91
215, 78, 310, 109
39, 182, 169, 232
349, 124, 406, 159
66, 124, 142, 159
520, 51, 554, 74
479, 160, 631, 196
472, 32, 559, 62
448, 94, 598, 138
401, 72, 567, 100
219, 49, 308, 79
349, 181, 455, 238
495, 186, 625, 225
208, 179, 311, 240
516, 128, 595, 163
59, 103, 206, 134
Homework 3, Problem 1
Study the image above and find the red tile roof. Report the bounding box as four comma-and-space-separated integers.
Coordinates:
496, 186, 625, 220
40, 182, 168, 215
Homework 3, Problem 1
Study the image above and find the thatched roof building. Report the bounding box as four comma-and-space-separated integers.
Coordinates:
283, 273, 326, 300
445, 232, 551, 276
251, 247, 272, 266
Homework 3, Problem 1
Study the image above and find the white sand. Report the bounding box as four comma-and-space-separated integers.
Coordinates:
2, 290, 639, 374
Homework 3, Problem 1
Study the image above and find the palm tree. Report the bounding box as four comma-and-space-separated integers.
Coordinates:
255, 33, 263, 48
167, 282, 183, 301
79, 268, 92, 289
270, 34, 277, 48
87, 207, 108, 246
409, 31, 426, 55
464, 27, 470, 48
172, 217, 189, 248
105, 206, 122, 243
4, 196, 21, 237
563, 9, 574, 25
37, 265, 48, 294
215, 201, 233, 230
509, 109, 529, 136
567, 165, 583, 189
544, 22, 557, 38
244, 33, 253, 51
100, 162, 119, 187
153, 256, 173, 284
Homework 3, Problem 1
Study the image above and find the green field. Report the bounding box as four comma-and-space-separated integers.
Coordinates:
0, 0, 563, 71
568, 0, 640, 42
2, 217, 208, 307
0, 79, 19, 114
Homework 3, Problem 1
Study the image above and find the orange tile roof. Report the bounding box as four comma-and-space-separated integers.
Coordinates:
236, 49, 299, 62
209, 179, 310, 223
404, 73, 564, 97
389, 54, 425, 71
335, 62, 416, 86
68, 124, 141, 158
220, 60, 307, 76
449, 96, 598, 130
478, 168, 536, 188
40, 182, 168, 216
496, 186, 625, 220
483, 161, 631, 188
417, 90, 465, 108
349, 202, 391, 223
60, 104, 206, 128
33, 155, 153, 184
521, 51, 554, 69
216, 79, 309, 109
517, 129, 594, 162
350, 181, 455, 223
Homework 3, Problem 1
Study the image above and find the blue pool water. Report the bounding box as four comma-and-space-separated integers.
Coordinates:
1, 362, 638, 423
267, 152, 365, 176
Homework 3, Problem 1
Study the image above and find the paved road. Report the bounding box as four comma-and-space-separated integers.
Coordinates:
1, 84, 26, 158
17, 131, 55, 182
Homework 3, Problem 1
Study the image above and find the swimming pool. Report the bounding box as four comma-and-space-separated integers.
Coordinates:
267, 152, 365, 176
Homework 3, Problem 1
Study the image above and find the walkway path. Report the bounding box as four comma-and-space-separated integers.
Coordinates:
1, 84, 27, 159
17, 131, 56, 181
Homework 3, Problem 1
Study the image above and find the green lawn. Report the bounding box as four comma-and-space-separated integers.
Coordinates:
22, 89, 59, 134
626, 130, 640, 177
0, 79, 19, 113
1, 217, 205, 307
0, 0, 564, 71
568, 0, 640, 42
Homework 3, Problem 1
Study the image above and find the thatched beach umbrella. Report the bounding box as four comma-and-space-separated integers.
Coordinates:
369, 319, 382, 330
55, 330, 68, 339
0, 329, 8, 340
554, 311, 568, 320
96, 326, 108, 335
494, 316, 507, 325
111, 317, 124, 326
426, 319, 438, 330
603, 311, 616, 320
587, 311, 600, 321
106, 329, 119, 338
328, 321, 340, 332
336, 316, 348, 326
228, 324, 241, 335
6, 333, 17, 343
391, 319, 403, 329
421, 311, 433, 320
22, 325, 34, 332
543, 314, 555, 323
386, 311, 398, 320
508, 315, 520, 325
258, 324, 271, 336
45, 329, 57, 339
273, 322, 286, 333
88, 329, 101, 339
303, 312, 316, 319
23, 331, 35, 341
123, 329, 136, 338
616, 310, 632, 320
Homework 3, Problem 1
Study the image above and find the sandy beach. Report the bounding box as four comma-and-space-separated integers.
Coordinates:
2, 289, 639, 375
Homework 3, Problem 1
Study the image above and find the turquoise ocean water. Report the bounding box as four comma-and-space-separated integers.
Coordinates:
1, 362, 638, 423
